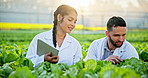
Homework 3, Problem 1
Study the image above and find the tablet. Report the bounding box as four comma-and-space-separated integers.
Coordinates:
37, 39, 59, 56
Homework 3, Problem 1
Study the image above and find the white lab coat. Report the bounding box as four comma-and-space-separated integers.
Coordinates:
84, 37, 139, 61
26, 30, 82, 67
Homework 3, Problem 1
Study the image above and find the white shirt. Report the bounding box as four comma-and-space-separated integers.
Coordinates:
84, 37, 139, 61
26, 30, 82, 68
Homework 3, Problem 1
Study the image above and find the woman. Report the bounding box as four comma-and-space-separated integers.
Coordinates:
26, 4, 82, 68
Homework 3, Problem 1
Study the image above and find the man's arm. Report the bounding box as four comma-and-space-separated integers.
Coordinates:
84, 41, 98, 61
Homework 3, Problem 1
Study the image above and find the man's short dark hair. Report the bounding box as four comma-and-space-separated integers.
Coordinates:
107, 16, 126, 31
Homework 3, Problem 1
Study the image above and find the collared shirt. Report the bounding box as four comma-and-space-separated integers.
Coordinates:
102, 42, 114, 60
26, 29, 82, 68
84, 37, 139, 61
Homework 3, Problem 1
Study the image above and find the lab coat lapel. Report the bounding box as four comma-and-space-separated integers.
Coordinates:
98, 37, 107, 60
60, 34, 71, 51
44, 30, 72, 50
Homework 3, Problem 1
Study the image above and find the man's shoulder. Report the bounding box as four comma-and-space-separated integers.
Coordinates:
124, 40, 134, 47
120, 40, 139, 59
122, 40, 137, 52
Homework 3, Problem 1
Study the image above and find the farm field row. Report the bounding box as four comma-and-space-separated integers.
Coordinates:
0, 29, 148, 78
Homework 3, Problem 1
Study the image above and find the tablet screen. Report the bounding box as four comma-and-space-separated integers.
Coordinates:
37, 39, 59, 56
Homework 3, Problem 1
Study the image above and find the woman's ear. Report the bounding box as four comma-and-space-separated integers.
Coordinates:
57, 14, 63, 22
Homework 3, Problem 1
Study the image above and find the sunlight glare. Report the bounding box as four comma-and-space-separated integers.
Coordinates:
65, 0, 95, 9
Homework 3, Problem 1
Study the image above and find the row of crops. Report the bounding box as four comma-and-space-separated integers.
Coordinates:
0, 29, 148, 78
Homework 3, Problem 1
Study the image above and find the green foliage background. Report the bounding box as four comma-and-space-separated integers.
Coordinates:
0, 30, 148, 78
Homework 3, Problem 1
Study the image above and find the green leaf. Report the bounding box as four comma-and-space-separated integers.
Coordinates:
70, 59, 84, 70
139, 52, 148, 62
0, 64, 13, 78
84, 59, 97, 71
117, 58, 147, 75
51, 64, 62, 77
58, 63, 69, 71
8, 67, 35, 78
0, 53, 3, 66
99, 64, 140, 78
2, 51, 18, 64
63, 67, 78, 78
16, 57, 34, 70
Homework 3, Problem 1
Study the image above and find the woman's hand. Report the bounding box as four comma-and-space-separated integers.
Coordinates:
104, 55, 123, 64
44, 52, 59, 63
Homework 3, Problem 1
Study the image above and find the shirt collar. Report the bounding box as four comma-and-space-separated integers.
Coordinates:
104, 39, 114, 52
104, 37, 125, 52
44, 29, 72, 43
64, 33, 72, 43
104, 40, 108, 50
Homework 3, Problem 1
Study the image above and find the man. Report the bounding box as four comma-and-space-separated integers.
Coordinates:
84, 16, 139, 64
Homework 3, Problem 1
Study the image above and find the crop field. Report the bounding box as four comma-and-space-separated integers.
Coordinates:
0, 29, 148, 78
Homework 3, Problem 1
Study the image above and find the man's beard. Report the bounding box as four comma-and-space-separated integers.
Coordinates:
108, 35, 123, 48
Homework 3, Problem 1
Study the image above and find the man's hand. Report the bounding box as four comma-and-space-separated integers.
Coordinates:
104, 55, 123, 64
44, 52, 59, 63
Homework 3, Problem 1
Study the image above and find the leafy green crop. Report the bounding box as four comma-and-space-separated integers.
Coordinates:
8, 67, 35, 78
100, 64, 140, 78
0, 30, 148, 78
139, 52, 148, 62
117, 58, 148, 77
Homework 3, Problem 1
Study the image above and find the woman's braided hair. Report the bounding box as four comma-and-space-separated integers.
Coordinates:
52, 4, 77, 47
